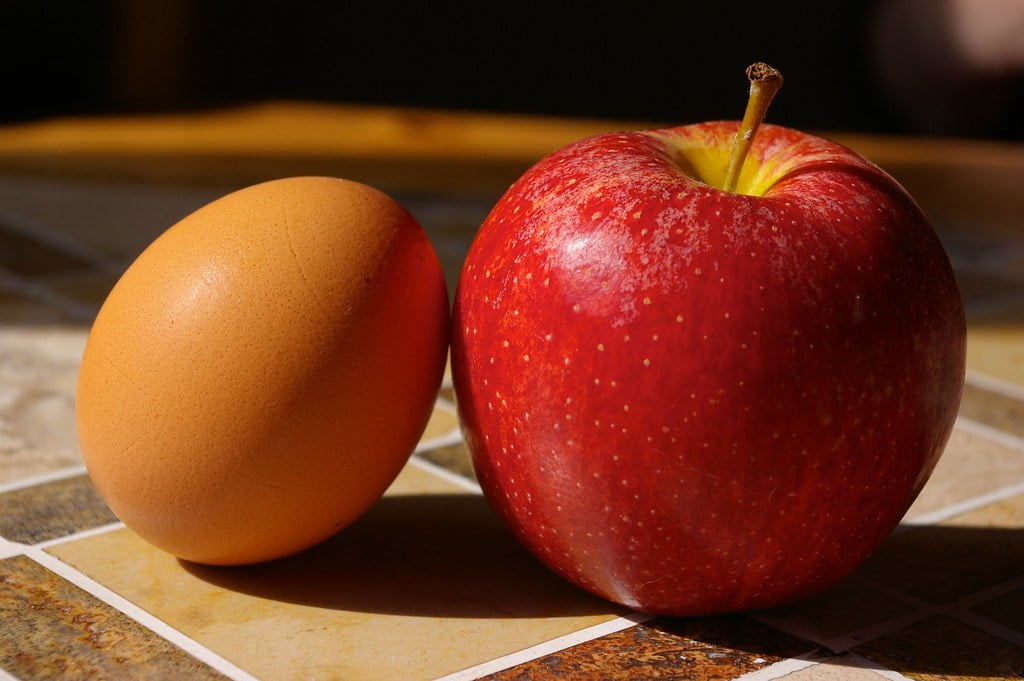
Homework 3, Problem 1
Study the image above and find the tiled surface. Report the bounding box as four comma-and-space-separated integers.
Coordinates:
1, 164, 1023, 681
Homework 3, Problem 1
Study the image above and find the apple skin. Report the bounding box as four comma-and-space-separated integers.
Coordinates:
450, 122, 966, 616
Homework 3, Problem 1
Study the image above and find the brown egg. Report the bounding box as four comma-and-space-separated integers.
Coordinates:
76, 177, 449, 565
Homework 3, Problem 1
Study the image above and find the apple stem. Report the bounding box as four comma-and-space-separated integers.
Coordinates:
723, 62, 783, 193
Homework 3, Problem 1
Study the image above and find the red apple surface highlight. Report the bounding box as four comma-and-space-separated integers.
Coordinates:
451, 121, 966, 616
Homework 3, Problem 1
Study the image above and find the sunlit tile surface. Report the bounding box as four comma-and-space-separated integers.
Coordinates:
2, 142, 1024, 680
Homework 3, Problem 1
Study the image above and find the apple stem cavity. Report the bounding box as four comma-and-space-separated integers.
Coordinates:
723, 62, 783, 194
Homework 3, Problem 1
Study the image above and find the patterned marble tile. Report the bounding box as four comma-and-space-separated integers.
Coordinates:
0, 554, 227, 680
481, 615, 817, 680
0, 473, 117, 544
0, 327, 87, 484
852, 615, 1024, 680
46, 463, 623, 681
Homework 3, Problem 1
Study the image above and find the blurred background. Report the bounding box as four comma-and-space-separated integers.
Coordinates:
2, 0, 1023, 139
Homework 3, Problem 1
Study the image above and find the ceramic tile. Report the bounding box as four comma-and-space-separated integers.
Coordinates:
0, 473, 117, 544
0, 287, 73, 324
482, 615, 816, 680
904, 426, 1024, 522
972, 585, 1024, 635
852, 615, 1024, 680
760, 575, 916, 647
0, 327, 86, 484
859, 493, 1024, 605
0, 223, 92, 277
39, 269, 120, 310
421, 400, 460, 443
959, 380, 1024, 440
46, 463, 622, 681
0, 554, 227, 680
773, 660, 891, 680
415, 441, 477, 481
966, 299, 1024, 388
0, 176, 226, 264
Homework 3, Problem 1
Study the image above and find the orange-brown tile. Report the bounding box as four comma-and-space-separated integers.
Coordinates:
852, 615, 1024, 680
482, 615, 817, 680
0, 554, 227, 680
0, 473, 117, 544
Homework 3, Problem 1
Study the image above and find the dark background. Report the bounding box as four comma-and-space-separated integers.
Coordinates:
2, 1, 1022, 138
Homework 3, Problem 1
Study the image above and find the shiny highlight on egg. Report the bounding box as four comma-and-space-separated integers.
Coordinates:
76, 177, 450, 565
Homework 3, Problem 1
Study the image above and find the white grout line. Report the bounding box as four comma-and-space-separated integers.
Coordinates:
25, 547, 260, 681
966, 369, 1024, 403
432, 612, 652, 681
0, 537, 24, 560
0, 464, 89, 494
902, 477, 1024, 527
34, 521, 126, 550
955, 415, 1024, 452
732, 651, 822, 681
844, 653, 918, 681
407, 454, 482, 494
414, 429, 464, 455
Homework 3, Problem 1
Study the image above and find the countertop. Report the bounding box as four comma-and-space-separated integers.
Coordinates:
0, 103, 1022, 680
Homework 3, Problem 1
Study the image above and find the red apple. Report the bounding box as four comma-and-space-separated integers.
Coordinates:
450, 65, 966, 615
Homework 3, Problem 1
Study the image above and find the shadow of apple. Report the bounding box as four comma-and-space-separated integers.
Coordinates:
181, 493, 622, 619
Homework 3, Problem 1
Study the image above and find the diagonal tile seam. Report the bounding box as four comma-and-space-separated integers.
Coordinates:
432, 612, 654, 681
842, 653, 920, 681
967, 370, 1024, 404
0, 464, 89, 495
11, 545, 260, 681
0, 265, 99, 322
0, 211, 127, 275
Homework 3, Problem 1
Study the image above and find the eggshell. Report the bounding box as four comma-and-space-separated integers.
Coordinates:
76, 177, 449, 565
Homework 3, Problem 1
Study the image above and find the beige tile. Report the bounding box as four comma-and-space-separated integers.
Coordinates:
47, 463, 621, 681
0, 327, 87, 484
415, 441, 476, 481
420, 400, 459, 443
904, 426, 1024, 522
966, 299, 1024, 388
959, 380, 1024, 440
775, 660, 890, 680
